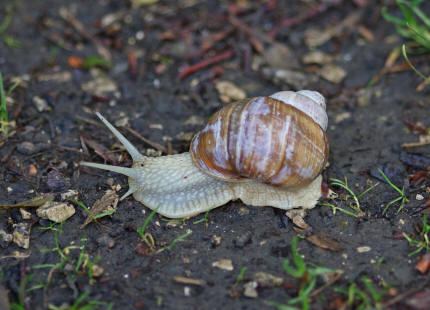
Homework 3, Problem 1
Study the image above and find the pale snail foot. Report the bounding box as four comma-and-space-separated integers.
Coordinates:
129, 153, 322, 218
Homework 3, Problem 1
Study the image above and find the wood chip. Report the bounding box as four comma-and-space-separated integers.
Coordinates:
416, 252, 430, 274
252, 272, 283, 287
357, 246, 371, 253
173, 276, 206, 286
212, 259, 234, 271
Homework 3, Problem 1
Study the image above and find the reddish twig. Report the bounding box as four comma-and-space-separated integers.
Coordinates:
228, 14, 271, 53
193, 27, 234, 57
269, 0, 343, 38
127, 51, 138, 77
179, 50, 233, 79
122, 126, 167, 154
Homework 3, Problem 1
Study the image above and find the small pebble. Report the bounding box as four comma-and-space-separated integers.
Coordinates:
97, 235, 116, 248
234, 231, 252, 249
184, 286, 191, 297
47, 170, 68, 192
33, 96, 51, 112
91, 264, 104, 277
211, 235, 221, 247
60, 189, 79, 201
0, 229, 13, 248
37, 201, 75, 223
416, 194, 424, 201
243, 281, 258, 298
19, 209, 32, 220
17, 142, 51, 155
12, 223, 31, 249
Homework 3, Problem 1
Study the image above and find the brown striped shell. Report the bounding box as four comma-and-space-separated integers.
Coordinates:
190, 94, 329, 188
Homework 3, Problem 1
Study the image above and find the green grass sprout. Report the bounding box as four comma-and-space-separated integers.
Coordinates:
0, 71, 8, 135
9, 274, 33, 310
382, 0, 430, 51
267, 236, 332, 310
377, 169, 408, 215
156, 230, 192, 253
330, 178, 362, 212
318, 202, 360, 218
403, 214, 430, 256
401, 44, 430, 88
328, 177, 378, 217
193, 207, 213, 224
0, 1, 21, 49
137, 207, 159, 250
335, 276, 387, 310
382, 0, 430, 89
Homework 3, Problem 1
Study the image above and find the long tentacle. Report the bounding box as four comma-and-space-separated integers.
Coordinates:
95, 112, 144, 161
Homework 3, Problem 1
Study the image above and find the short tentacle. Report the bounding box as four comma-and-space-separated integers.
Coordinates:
80, 162, 141, 180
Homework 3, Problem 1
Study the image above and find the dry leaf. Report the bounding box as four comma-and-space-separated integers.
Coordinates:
306, 234, 343, 252
80, 189, 119, 228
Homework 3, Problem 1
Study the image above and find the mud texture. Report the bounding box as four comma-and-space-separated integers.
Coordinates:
1, 1, 430, 309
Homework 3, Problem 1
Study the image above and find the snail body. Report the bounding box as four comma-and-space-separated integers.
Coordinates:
81, 90, 329, 218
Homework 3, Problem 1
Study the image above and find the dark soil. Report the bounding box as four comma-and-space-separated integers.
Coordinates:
1, 0, 430, 309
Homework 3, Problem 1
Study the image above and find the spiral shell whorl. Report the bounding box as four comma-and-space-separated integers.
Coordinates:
269, 90, 327, 131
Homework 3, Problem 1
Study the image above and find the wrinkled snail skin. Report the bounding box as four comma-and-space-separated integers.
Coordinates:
80, 90, 328, 218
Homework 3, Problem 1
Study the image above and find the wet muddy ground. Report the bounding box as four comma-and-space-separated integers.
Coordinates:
1, 0, 430, 309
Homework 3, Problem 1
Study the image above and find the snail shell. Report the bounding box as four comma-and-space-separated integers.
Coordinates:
190, 93, 328, 188
81, 90, 329, 218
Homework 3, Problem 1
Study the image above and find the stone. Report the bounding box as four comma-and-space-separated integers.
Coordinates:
37, 201, 75, 223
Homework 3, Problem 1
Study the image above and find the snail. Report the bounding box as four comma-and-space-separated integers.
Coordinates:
81, 90, 329, 218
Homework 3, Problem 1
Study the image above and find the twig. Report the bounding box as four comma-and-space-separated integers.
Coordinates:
122, 126, 167, 154
228, 14, 270, 53
268, 0, 343, 38
76, 115, 103, 127
192, 27, 235, 58
179, 49, 233, 79
381, 280, 429, 308
310, 270, 343, 298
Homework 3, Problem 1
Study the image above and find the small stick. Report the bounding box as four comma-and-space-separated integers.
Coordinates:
194, 27, 234, 57
228, 14, 270, 53
401, 141, 430, 148
179, 50, 233, 79
122, 126, 167, 154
